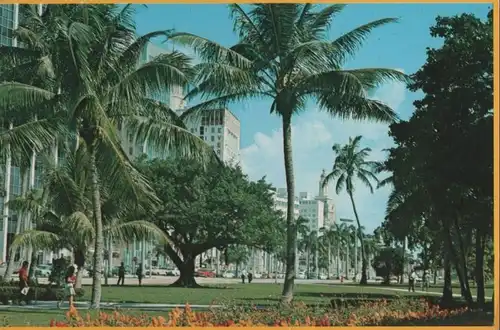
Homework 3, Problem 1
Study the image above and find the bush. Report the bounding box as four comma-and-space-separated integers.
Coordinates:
0, 286, 85, 305
51, 298, 476, 327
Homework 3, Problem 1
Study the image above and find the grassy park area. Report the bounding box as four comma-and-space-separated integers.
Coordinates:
0, 283, 494, 326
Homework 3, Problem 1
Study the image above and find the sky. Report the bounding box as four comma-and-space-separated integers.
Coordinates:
134, 3, 491, 234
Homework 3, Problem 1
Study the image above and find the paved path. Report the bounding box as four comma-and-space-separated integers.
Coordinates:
0, 301, 219, 311
342, 285, 493, 300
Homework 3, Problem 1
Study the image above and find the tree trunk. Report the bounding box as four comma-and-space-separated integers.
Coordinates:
474, 229, 485, 308
348, 191, 367, 285
280, 114, 296, 305
1, 123, 13, 270
3, 167, 28, 280
89, 148, 104, 308
74, 249, 85, 289
446, 225, 473, 307
171, 255, 200, 288
441, 244, 453, 306
327, 243, 331, 277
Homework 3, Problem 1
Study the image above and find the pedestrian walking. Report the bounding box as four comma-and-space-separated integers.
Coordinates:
58, 265, 77, 309
241, 273, 246, 283
136, 263, 143, 286
18, 261, 30, 305
117, 262, 125, 286
248, 272, 253, 283
408, 268, 417, 292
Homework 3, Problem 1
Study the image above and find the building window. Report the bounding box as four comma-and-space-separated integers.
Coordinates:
218, 127, 222, 133
211, 136, 214, 141
217, 142, 221, 147
200, 126, 204, 135
218, 135, 221, 140
129, 147, 133, 155
211, 127, 215, 133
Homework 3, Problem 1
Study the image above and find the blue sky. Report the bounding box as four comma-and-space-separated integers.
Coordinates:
134, 4, 491, 233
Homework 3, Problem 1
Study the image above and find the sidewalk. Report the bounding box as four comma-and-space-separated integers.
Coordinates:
342, 285, 493, 300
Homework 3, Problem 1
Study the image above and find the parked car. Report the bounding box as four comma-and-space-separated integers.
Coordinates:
34, 264, 52, 277
195, 268, 216, 278
296, 272, 306, 279
222, 271, 235, 278
166, 268, 180, 276
319, 273, 328, 280
253, 272, 262, 279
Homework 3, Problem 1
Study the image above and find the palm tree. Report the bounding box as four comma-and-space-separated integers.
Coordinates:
170, 4, 407, 303
323, 135, 381, 284
0, 5, 212, 307
7, 146, 167, 289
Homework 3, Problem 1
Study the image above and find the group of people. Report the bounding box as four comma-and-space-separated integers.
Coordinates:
18, 261, 77, 307
18, 260, 146, 308
408, 268, 431, 292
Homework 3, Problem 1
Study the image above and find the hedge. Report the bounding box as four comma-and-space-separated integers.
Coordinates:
0, 285, 85, 305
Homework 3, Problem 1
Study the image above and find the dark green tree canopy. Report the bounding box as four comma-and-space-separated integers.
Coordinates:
137, 158, 284, 255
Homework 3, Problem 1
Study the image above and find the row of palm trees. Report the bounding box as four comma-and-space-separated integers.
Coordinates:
0, 3, 408, 306
297, 217, 379, 279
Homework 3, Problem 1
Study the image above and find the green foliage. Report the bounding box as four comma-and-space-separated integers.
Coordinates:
371, 247, 405, 284
48, 257, 72, 287
136, 157, 283, 283
383, 10, 493, 306
0, 285, 85, 305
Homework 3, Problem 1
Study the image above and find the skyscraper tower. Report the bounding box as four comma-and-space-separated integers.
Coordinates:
316, 169, 336, 228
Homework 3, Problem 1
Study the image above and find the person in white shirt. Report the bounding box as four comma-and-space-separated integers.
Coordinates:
409, 269, 417, 292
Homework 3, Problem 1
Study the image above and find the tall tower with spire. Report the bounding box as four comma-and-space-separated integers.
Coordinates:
316, 169, 336, 228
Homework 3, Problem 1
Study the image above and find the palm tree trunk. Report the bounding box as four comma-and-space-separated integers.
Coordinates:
74, 249, 85, 289
327, 242, 331, 277
4, 167, 28, 280
1, 123, 13, 270
89, 147, 104, 308
347, 191, 367, 285
25, 148, 36, 272
280, 114, 297, 305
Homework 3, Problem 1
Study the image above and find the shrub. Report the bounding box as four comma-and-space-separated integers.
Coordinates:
0, 286, 85, 305
51, 298, 473, 327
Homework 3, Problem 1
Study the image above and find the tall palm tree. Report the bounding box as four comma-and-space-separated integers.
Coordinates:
0, 5, 213, 307
323, 135, 381, 284
170, 4, 407, 302
7, 146, 167, 288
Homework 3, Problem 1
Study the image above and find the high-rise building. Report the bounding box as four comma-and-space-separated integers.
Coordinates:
183, 108, 241, 165
298, 170, 336, 234
0, 4, 47, 263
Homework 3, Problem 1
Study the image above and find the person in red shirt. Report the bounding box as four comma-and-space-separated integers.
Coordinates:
18, 261, 29, 305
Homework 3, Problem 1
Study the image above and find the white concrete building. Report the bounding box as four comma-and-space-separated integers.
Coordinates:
298, 170, 336, 234
183, 108, 241, 166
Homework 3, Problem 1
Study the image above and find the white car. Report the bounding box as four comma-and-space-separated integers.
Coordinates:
222, 271, 235, 278
253, 272, 262, 279
35, 264, 52, 277
166, 268, 180, 276
319, 273, 328, 280
296, 272, 306, 279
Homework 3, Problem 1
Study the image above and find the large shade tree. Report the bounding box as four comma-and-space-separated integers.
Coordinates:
137, 157, 283, 287
322, 135, 380, 284
0, 4, 211, 307
169, 3, 408, 302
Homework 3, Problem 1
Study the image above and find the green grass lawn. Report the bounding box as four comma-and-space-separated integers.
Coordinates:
0, 283, 494, 326
86, 283, 457, 304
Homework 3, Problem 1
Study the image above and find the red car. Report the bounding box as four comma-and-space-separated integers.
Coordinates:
195, 268, 216, 278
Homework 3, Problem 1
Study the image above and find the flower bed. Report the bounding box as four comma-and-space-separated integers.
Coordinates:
51, 298, 473, 327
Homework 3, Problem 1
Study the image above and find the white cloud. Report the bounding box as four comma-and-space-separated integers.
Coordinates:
240, 78, 406, 233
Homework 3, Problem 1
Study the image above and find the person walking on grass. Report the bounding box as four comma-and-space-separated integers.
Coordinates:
409, 268, 417, 292
18, 261, 30, 305
117, 262, 125, 286
136, 263, 143, 286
